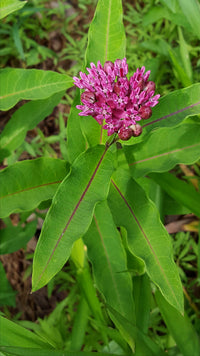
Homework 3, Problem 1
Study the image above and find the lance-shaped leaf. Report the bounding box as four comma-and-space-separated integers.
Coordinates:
0, 0, 27, 19
83, 200, 136, 324
0, 158, 69, 218
0, 68, 73, 110
138, 84, 200, 140
108, 169, 183, 314
85, 0, 126, 66
32, 145, 114, 291
0, 92, 64, 162
79, 0, 126, 147
125, 116, 200, 178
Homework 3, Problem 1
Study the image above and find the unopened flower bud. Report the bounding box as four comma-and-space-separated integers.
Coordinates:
138, 106, 152, 120
113, 82, 121, 95
144, 81, 156, 94
137, 79, 145, 91
81, 91, 96, 103
118, 127, 133, 141
103, 61, 114, 74
130, 124, 143, 137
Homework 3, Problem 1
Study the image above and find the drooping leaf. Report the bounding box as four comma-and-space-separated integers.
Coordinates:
155, 290, 200, 356
0, 92, 64, 162
0, 68, 73, 110
0, 316, 51, 348
125, 116, 200, 178
150, 172, 200, 217
83, 200, 136, 324
0, 261, 16, 307
0, 220, 37, 254
0, 0, 27, 19
108, 169, 183, 314
0, 158, 69, 218
32, 145, 114, 291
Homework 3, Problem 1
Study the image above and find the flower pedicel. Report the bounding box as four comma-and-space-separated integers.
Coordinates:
73, 58, 160, 140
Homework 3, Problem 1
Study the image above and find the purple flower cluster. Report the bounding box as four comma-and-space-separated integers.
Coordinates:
73, 58, 160, 139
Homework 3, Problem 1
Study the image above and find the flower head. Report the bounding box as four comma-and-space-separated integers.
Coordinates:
73, 58, 160, 139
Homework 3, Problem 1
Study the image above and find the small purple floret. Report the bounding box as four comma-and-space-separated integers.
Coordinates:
73, 58, 160, 137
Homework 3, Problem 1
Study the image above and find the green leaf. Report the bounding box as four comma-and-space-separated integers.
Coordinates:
0, 158, 69, 218
0, 68, 73, 110
178, 0, 200, 39
32, 145, 114, 291
0, 0, 27, 19
125, 116, 200, 178
83, 200, 136, 324
66, 89, 87, 164
0, 261, 16, 307
140, 84, 200, 139
0, 316, 51, 348
0, 92, 64, 162
155, 290, 200, 356
0, 220, 37, 254
0, 347, 119, 356
108, 169, 184, 314
85, 0, 126, 66
149, 172, 200, 217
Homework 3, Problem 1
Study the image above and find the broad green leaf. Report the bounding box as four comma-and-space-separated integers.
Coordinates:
66, 89, 87, 164
32, 145, 114, 291
79, 0, 126, 148
139, 84, 200, 139
83, 200, 136, 324
0, 347, 119, 356
0, 0, 27, 19
0, 220, 36, 254
178, 0, 200, 39
0, 92, 64, 162
0, 261, 16, 307
0, 158, 69, 218
0, 68, 73, 110
155, 290, 200, 356
125, 116, 200, 178
85, 0, 126, 66
0, 316, 51, 348
108, 169, 183, 314
150, 172, 200, 217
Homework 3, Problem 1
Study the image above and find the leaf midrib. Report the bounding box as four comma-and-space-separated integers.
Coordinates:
111, 179, 181, 310
130, 142, 200, 165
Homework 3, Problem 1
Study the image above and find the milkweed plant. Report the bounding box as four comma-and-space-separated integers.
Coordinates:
0, 0, 200, 355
